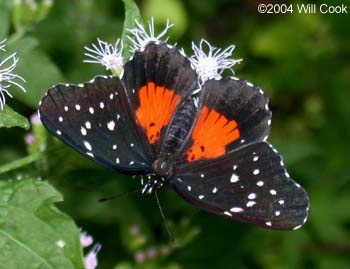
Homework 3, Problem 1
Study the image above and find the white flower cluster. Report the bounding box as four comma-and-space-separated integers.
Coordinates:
0, 39, 26, 110
83, 18, 242, 90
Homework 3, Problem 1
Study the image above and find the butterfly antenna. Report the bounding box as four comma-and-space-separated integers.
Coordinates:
155, 189, 175, 243
98, 188, 141, 202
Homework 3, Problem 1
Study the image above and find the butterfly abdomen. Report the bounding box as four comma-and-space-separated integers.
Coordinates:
160, 97, 197, 155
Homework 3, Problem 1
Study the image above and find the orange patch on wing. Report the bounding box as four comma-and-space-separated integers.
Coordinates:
186, 106, 240, 161
136, 82, 180, 144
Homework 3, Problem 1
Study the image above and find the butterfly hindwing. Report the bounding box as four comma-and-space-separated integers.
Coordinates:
178, 77, 272, 163
171, 142, 309, 230
121, 42, 198, 153
39, 76, 152, 174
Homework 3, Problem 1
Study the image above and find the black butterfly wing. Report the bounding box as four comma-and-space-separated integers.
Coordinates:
171, 142, 309, 230
38, 76, 153, 174
176, 77, 272, 163
170, 77, 309, 230
121, 41, 198, 155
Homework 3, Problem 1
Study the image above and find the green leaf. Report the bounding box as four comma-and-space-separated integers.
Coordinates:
121, 0, 143, 59
11, 49, 64, 108
0, 105, 30, 130
3, 36, 62, 109
7, 36, 39, 54
0, 7, 10, 39
0, 0, 12, 39
0, 179, 85, 269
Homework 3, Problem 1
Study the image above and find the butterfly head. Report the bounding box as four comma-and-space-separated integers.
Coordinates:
141, 174, 165, 195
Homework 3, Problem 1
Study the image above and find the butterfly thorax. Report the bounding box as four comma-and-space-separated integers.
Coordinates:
152, 154, 174, 178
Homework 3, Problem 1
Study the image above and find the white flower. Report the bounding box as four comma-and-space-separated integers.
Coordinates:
84, 38, 124, 74
84, 244, 101, 269
189, 39, 242, 86
0, 41, 26, 110
127, 18, 174, 52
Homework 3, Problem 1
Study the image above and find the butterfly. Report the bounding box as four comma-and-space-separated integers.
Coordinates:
38, 41, 309, 230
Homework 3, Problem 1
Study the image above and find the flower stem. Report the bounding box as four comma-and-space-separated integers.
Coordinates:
7, 27, 27, 47
0, 151, 44, 174
0, 145, 61, 174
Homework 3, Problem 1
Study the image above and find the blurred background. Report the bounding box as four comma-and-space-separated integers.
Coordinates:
0, 0, 349, 268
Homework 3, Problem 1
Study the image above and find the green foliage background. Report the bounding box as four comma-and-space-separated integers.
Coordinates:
0, 0, 349, 268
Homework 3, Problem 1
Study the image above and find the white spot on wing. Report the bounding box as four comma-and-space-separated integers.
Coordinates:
270, 189, 277, 195
100, 102, 105, 109
198, 195, 204, 200
107, 120, 115, 130
81, 127, 87, 136
253, 169, 260, 175
83, 141, 92, 151
86, 152, 94, 158
248, 193, 256, 199
265, 221, 272, 226
293, 224, 302, 230
257, 181, 264, 186
56, 130, 62, 135
89, 107, 94, 114
230, 173, 239, 183
212, 187, 218, 193
85, 121, 91, 129
246, 201, 256, 207
230, 207, 244, 213
58, 116, 63, 122
75, 104, 81, 110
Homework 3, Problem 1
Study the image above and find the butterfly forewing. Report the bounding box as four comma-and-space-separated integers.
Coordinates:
171, 142, 309, 230
39, 76, 152, 174
121, 42, 198, 154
